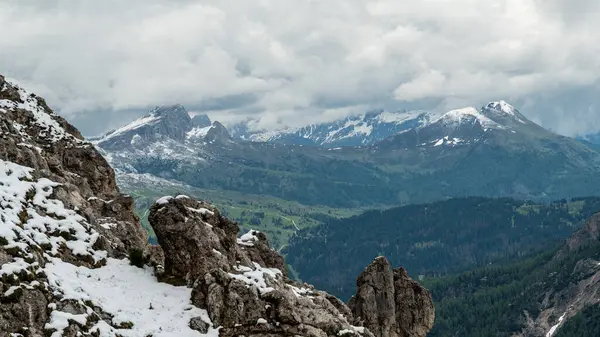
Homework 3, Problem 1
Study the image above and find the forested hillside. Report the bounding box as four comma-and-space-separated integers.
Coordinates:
424, 212, 600, 336
285, 197, 600, 300
424, 242, 600, 336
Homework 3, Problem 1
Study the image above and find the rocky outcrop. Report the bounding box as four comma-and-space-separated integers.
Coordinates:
0, 75, 148, 335
150, 195, 435, 337
349, 257, 435, 337
150, 195, 366, 337
0, 75, 148, 259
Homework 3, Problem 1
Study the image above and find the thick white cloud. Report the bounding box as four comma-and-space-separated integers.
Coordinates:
1, 0, 599, 136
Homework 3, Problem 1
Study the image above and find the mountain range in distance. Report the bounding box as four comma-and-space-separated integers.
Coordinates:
229, 109, 436, 147
92, 100, 600, 209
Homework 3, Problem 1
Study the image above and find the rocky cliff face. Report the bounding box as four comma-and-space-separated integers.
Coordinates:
0, 74, 434, 337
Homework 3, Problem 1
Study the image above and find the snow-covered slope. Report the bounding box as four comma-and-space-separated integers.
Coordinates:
0, 158, 214, 337
0, 75, 215, 336
231, 110, 437, 147
376, 101, 554, 151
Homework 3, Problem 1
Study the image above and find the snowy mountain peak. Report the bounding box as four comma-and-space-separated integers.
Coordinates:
236, 110, 436, 147
150, 104, 187, 117
95, 105, 196, 150
482, 101, 528, 124
432, 101, 531, 132
435, 106, 501, 129
485, 101, 517, 115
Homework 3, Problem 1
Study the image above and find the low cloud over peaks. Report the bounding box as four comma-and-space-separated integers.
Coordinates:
2, 0, 600, 136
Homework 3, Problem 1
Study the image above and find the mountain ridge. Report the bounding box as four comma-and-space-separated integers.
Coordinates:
92, 102, 600, 208
230, 109, 437, 147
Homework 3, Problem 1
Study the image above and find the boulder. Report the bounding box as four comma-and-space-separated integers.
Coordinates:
350, 257, 435, 337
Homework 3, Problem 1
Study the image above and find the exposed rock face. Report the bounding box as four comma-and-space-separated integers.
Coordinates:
556, 212, 600, 259
150, 196, 435, 337
349, 257, 435, 337
392, 268, 436, 337
149, 195, 286, 285
0, 75, 148, 335
0, 75, 148, 260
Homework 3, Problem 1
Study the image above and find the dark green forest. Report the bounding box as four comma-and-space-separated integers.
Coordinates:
424, 241, 600, 336
285, 196, 600, 300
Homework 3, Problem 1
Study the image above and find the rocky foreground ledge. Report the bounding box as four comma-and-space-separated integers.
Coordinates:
148, 195, 435, 337
0, 74, 433, 337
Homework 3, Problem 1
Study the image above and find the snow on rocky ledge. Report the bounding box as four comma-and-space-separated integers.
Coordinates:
0, 77, 78, 143
0, 159, 216, 336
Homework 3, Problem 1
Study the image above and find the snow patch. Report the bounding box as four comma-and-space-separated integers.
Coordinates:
187, 207, 215, 216
187, 125, 213, 139
433, 136, 465, 147
156, 196, 173, 205
485, 101, 527, 124
0, 159, 106, 268
257, 318, 268, 325
45, 258, 217, 337
229, 262, 283, 294
546, 313, 567, 337
338, 326, 366, 336
98, 115, 162, 143
238, 230, 261, 246
436, 107, 503, 129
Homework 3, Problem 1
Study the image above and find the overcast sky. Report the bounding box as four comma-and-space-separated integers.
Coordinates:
2, 0, 600, 137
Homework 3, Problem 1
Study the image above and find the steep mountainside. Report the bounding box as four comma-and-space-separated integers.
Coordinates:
94, 102, 600, 209
230, 110, 436, 147
285, 197, 600, 300
425, 212, 600, 337
0, 74, 434, 337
